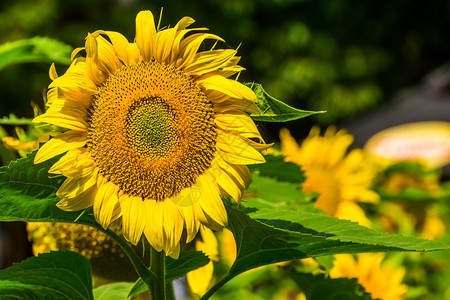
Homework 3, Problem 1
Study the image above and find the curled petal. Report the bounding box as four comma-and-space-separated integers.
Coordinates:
135, 10, 156, 61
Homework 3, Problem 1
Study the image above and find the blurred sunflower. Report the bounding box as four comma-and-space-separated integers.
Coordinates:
280, 126, 379, 226
186, 226, 218, 297
330, 253, 408, 300
26, 222, 139, 282
33, 10, 268, 257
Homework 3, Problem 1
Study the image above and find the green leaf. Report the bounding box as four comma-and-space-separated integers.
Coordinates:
246, 83, 324, 122
0, 37, 72, 71
248, 154, 305, 184
0, 250, 94, 300
93, 282, 134, 300
244, 154, 318, 212
0, 150, 97, 226
128, 250, 210, 298
288, 272, 372, 300
226, 207, 450, 278
243, 172, 316, 210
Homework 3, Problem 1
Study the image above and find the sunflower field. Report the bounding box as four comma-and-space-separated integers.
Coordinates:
0, 1, 449, 300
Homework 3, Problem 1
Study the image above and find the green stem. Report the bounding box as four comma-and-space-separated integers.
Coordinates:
98, 226, 157, 291
200, 274, 234, 300
165, 282, 176, 300
150, 246, 166, 300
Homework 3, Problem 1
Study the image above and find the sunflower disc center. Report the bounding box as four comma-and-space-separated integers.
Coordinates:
126, 98, 177, 157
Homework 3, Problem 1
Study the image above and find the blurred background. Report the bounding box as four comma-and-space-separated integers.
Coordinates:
0, 0, 449, 293
0, 0, 449, 135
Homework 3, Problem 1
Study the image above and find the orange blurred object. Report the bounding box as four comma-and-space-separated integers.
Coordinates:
365, 121, 450, 168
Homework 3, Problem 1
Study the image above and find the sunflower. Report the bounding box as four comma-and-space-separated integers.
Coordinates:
330, 253, 408, 300
280, 126, 379, 225
33, 10, 267, 257
27, 222, 139, 282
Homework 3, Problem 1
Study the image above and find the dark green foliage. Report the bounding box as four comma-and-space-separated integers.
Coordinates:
0, 251, 94, 300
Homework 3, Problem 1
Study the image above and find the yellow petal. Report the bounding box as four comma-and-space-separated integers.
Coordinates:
207, 166, 242, 202
93, 30, 130, 65
215, 113, 261, 137
216, 131, 265, 165
45, 97, 89, 122
162, 201, 184, 256
85, 33, 106, 85
56, 184, 96, 212
176, 33, 224, 69
34, 130, 87, 164
198, 75, 256, 101
94, 35, 121, 75
143, 199, 164, 252
187, 261, 214, 297
197, 226, 218, 260
335, 202, 372, 228
71, 47, 84, 61
279, 128, 301, 163
185, 49, 237, 76
168, 243, 180, 259
126, 43, 141, 65
49, 149, 95, 178
215, 157, 251, 189
33, 110, 88, 131
135, 10, 156, 61
57, 169, 98, 199
197, 175, 227, 228
169, 28, 206, 65
180, 205, 200, 243
93, 179, 120, 229
213, 99, 260, 115
154, 17, 195, 64
120, 194, 146, 245
49, 63, 58, 81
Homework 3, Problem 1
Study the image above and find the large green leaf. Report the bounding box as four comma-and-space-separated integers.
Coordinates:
128, 250, 210, 298
226, 207, 450, 278
288, 272, 372, 300
250, 209, 450, 250
0, 37, 72, 71
246, 83, 324, 122
93, 282, 134, 300
0, 250, 93, 300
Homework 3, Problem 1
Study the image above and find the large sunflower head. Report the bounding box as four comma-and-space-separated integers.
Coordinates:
280, 126, 379, 222
33, 10, 268, 257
